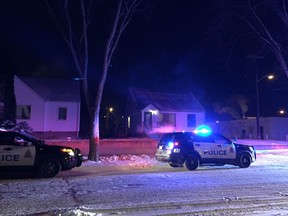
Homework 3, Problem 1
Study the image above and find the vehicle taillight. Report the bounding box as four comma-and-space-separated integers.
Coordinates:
166, 142, 174, 150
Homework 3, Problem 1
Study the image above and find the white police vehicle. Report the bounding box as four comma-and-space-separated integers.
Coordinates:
0, 131, 82, 177
156, 126, 256, 170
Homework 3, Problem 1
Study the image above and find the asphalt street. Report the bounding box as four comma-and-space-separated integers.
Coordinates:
1, 153, 288, 216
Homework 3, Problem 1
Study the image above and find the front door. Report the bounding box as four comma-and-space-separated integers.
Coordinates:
144, 112, 152, 131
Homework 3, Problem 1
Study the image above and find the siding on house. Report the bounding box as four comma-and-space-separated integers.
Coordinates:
14, 76, 46, 131
14, 76, 80, 137
44, 101, 80, 132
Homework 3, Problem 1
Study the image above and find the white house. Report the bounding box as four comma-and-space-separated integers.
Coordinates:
14, 76, 80, 139
125, 88, 205, 136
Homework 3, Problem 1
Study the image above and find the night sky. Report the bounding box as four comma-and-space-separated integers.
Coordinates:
1, 0, 288, 121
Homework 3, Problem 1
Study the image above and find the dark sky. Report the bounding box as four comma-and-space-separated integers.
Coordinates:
1, 0, 288, 121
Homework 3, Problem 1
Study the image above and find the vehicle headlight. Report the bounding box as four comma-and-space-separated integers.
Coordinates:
61, 148, 75, 156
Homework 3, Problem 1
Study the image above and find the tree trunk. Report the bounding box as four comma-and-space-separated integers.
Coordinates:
4, 73, 16, 120
88, 111, 100, 161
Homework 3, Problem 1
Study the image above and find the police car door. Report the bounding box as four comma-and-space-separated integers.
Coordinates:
193, 134, 235, 160
193, 134, 218, 159
212, 134, 236, 159
0, 134, 36, 167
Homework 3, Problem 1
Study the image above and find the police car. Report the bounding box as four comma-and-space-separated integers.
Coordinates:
156, 126, 256, 170
0, 131, 82, 177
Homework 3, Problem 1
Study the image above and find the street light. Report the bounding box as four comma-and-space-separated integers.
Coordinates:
105, 107, 114, 132
279, 109, 286, 115
255, 74, 274, 139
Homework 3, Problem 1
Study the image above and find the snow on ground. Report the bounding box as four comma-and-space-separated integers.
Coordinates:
82, 139, 288, 168
82, 154, 159, 168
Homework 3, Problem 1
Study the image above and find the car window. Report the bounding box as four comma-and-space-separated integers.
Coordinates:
0, 134, 15, 145
174, 133, 188, 142
160, 134, 175, 142
194, 135, 214, 143
0, 133, 33, 146
14, 136, 29, 146
213, 134, 231, 144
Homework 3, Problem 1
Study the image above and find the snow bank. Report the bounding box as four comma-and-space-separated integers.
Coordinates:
82, 149, 288, 168
82, 154, 159, 168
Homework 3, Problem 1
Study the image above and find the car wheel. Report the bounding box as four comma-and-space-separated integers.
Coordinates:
185, 154, 199, 171
238, 153, 251, 168
39, 158, 61, 178
75, 148, 82, 167
169, 163, 183, 168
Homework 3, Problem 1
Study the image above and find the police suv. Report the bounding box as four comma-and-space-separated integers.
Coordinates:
156, 130, 256, 170
0, 131, 82, 177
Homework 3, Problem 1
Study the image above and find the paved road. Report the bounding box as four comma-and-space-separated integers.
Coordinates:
1, 159, 288, 215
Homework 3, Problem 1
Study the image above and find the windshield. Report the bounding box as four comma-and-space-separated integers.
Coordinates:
160, 133, 176, 143
19, 132, 45, 144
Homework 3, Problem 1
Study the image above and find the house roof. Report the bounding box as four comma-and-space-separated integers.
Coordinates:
17, 76, 80, 102
129, 88, 205, 112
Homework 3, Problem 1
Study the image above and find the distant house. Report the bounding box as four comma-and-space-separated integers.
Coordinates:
125, 88, 205, 136
208, 117, 288, 141
14, 76, 80, 139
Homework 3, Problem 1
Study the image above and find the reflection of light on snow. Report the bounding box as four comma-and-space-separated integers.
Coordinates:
83, 155, 158, 168
254, 149, 288, 166
72, 208, 127, 216
73, 209, 98, 216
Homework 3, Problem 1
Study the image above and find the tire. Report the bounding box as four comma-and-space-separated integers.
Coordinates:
185, 154, 199, 171
39, 158, 62, 178
75, 148, 82, 167
238, 153, 251, 168
169, 163, 183, 168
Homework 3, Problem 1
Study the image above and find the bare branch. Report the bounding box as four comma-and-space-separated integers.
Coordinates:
244, 0, 288, 78
45, 0, 69, 44
274, 0, 288, 28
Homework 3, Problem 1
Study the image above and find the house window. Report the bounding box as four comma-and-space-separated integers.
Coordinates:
16, 105, 31, 120
187, 114, 196, 127
58, 107, 67, 120
159, 113, 176, 127
127, 116, 131, 129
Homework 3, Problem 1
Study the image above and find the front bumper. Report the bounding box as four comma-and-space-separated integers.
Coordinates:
156, 149, 172, 162
61, 148, 82, 170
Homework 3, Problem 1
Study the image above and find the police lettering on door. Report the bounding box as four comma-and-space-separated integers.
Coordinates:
204, 150, 227, 155
1, 154, 20, 162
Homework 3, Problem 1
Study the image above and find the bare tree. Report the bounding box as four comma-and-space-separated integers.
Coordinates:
46, 0, 143, 161
244, 0, 288, 78
206, 0, 288, 79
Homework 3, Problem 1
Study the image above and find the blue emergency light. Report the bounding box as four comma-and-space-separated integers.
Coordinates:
194, 125, 212, 136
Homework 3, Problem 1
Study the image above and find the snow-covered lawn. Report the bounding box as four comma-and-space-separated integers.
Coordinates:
82, 149, 288, 168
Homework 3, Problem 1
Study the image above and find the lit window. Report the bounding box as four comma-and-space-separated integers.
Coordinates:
127, 116, 131, 129
58, 107, 67, 120
16, 105, 31, 119
187, 114, 196, 127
